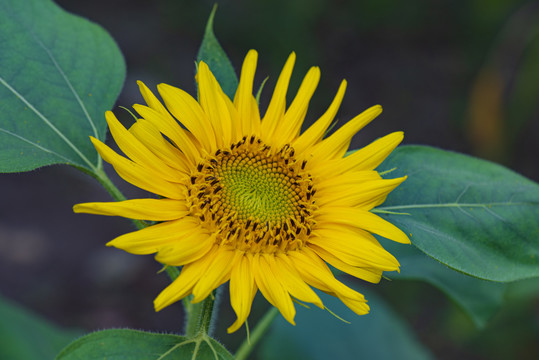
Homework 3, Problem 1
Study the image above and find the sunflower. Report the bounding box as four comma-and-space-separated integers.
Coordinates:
74, 50, 409, 333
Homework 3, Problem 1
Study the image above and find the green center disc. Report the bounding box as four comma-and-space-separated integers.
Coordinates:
218, 162, 297, 224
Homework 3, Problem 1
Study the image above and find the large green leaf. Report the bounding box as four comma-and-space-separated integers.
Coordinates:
56, 329, 233, 360
376, 145, 539, 282
0, 0, 125, 173
259, 289, 434, 360
0, 295, 80, 360
196, 5, 238, 99
384, 240, 506, 328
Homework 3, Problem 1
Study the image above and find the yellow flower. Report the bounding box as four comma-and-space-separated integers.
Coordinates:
74, 50, 409, 333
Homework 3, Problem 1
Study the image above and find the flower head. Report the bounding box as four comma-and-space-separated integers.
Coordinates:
74, 50, 409, 332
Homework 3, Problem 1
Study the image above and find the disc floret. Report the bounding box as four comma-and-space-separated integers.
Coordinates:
188, 135, 316, 253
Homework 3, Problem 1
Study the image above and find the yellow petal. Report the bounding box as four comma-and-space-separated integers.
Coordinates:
249, 95, 261, 137
154, 232, 215, 266
197, 61, 233, 147
308, 228, 400, 270
316, 206, 410, 244
271, 254, 323, 308
129, 119, 190, 174
192, 248, 241, 303
287, 247, 364, 301
234, 50, 259, 137
316, 177, 406, 210
133, 104, 201, 166
339, 295, 370, 315
261, 53, 296, 139
104, 111, 179, 182
271, 66, 321, 148
344, 131, 404, 171
222, 91, 243, 143
228, 255, 257, 333
292, 80, 347, 155
315, 132, 404, 178
154, 245, 218, 311
157, 83, 217, 153
74, 198, 188, 221
154, 266, 199, 311
315, 170, 381, 191
91, 137, 184, 199
252, 253, 296, 324
107, 217, 201, 255
307, 105, 382, 166
312, 245, 383, 284
137, 80, 170, 116
136, 82, 203, 163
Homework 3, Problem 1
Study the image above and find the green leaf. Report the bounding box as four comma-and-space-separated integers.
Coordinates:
196, 5, 239, 99
376, 145, 539, 282
56, 329, 233, 360
259, 289, 434, 360
0, 295, 80, 360
383, 240, 506, 328
0, 0, 125, 173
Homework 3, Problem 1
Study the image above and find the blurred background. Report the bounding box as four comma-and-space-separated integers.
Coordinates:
1, 0, 538, 358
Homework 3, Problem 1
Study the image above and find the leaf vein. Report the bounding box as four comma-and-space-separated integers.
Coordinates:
0, 75, 95, 170
32, 34, 100, 142
0, 127, 71, 163
379, 202, 537, 211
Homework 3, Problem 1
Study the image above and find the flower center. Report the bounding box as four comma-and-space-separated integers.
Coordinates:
188, 135, 316, 253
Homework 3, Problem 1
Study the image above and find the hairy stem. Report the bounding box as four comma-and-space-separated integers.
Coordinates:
185, 295, 215, 338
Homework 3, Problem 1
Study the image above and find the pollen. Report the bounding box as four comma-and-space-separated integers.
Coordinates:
187, 136, 317, 253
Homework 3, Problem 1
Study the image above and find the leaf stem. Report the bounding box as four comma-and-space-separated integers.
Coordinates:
185, 295, 215, 338
93, 168, 126, 201
235, 307, 279, 360
165, 266, 180, 281
92, 167, 146, 230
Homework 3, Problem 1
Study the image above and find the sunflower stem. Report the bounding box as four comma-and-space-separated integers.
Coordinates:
165, 266, 180, 281
185, 295, 215, 338
235, 307, 279, 360
93, 167, 126, 202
